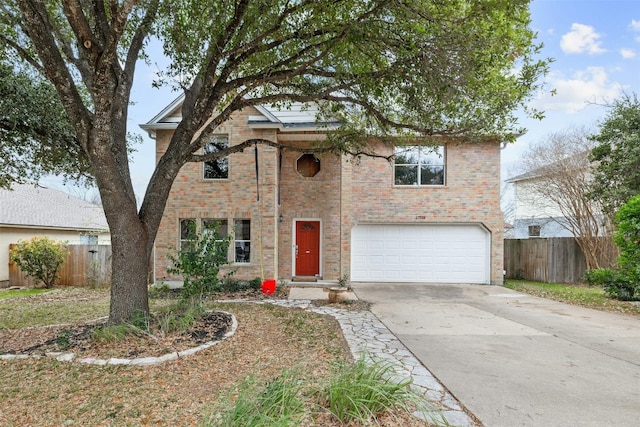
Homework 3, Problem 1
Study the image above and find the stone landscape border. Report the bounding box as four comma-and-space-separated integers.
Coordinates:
0, 310, 238, 366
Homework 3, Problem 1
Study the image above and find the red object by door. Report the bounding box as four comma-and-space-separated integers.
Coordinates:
295, 221, 320, 276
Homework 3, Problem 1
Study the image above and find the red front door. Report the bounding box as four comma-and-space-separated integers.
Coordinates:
295, 221, 320, 276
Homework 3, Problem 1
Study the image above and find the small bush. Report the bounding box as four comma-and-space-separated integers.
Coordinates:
218, 277, 262, 293
10, 237, 67, 288
614, 195, 640, 285
584, 268, 637, 301
603, 278, 638, 301
167, 221, 233, 303
583, 268, 619, 287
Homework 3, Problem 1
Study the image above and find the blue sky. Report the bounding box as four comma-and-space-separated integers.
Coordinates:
502, 0, 640, 178
42, 0, 640, 203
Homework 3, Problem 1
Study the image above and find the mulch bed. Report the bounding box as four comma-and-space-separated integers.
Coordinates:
0, 311, 233, 359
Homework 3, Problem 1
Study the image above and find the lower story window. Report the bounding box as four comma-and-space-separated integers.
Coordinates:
80, 234, 98, 245
180, 218, 197, 251
202, 219, 228, 238
234, 219, 251, 263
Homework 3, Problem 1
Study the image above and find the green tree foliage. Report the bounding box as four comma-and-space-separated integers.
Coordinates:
0, 61, 92, 189
0, 0, 549, 324
10, 237, 68, 288
589, 93, 640, 215
584, 195, 640, 300
167, 221, 233, 303
613, 195, 640, 290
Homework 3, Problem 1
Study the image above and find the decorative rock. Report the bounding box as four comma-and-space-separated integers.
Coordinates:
56, 353, 76, 362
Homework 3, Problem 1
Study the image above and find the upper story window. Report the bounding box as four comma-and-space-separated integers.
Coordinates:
394, 145, 445, 186
528, 225, 541, 237
203, 135, 229, 179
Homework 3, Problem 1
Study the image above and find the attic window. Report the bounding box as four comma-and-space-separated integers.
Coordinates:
296, 154, 320, 177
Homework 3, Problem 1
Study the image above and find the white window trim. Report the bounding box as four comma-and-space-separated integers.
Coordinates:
393, 145, 446, 186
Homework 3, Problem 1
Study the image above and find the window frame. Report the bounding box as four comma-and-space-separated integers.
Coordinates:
179, 218, 197, 252
393, 145, 446, 186
528, 224, 541, 238
80, 234, 98, 245
233, 219, 251, 264
203, 134, 230, 180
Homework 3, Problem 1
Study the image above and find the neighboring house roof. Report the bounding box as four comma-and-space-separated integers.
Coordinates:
506, 150, 591, 184
140, 94, 339, 138
0, 183, 109, 232
505, 169, 541, 183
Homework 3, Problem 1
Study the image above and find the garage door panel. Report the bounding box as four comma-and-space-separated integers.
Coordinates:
351, 224, 489, 284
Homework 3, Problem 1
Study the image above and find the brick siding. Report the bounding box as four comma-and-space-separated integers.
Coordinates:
154, 109, 504, 284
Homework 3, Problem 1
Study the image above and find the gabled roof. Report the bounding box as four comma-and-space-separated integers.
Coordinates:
139, 93, 339, 138
506, 150, 591, 184
505, 169, 542, 183
0, 183, 109, 232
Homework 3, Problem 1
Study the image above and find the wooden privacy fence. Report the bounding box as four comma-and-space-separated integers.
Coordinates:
9, 244, 112, 287
504, 238, 618, 284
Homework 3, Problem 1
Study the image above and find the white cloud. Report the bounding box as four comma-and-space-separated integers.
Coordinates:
620, 48, 636, 59
531, 67, 623, 113
631, 19, 640, 42
560, 23, 606, 55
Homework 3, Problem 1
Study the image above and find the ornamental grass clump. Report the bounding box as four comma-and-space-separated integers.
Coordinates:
320, 357, 416, 424
205, 370, 305, 427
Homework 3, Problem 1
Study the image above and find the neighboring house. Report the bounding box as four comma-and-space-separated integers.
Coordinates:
141, 96, 504, 285
0, 183, 110, 287
507, 170, 582, 239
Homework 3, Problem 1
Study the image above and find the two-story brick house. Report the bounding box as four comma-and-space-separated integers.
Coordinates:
142, 95, 504, 285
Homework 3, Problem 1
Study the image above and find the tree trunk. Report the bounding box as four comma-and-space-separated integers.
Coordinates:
107, 220, 151, 325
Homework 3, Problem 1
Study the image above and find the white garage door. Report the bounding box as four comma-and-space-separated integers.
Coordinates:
351, 224, 490, 283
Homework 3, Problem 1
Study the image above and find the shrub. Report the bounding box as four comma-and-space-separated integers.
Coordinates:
167, 221, 233, 302
218, 277, 263, 293
614, 195, 640, 285
603, 279, 638, 301
584, 268, 637, 301
583, 268, 619, 287
591, 195, 640, 301
10, 237, 67, 288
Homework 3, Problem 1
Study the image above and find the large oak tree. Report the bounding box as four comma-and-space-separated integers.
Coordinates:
1, 0, 548, 324
0, 61, 91, 188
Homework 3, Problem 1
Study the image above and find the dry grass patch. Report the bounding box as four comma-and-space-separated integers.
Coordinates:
0, 289, 434, 426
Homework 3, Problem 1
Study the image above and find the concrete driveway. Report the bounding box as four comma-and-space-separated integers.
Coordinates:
352, 283, 640, 427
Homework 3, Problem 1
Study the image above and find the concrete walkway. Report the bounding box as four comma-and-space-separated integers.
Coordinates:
351, 283, 640, 427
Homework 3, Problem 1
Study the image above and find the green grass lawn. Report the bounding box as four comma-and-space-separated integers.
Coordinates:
504, 279, 640, 318
0, 288, 51, 299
